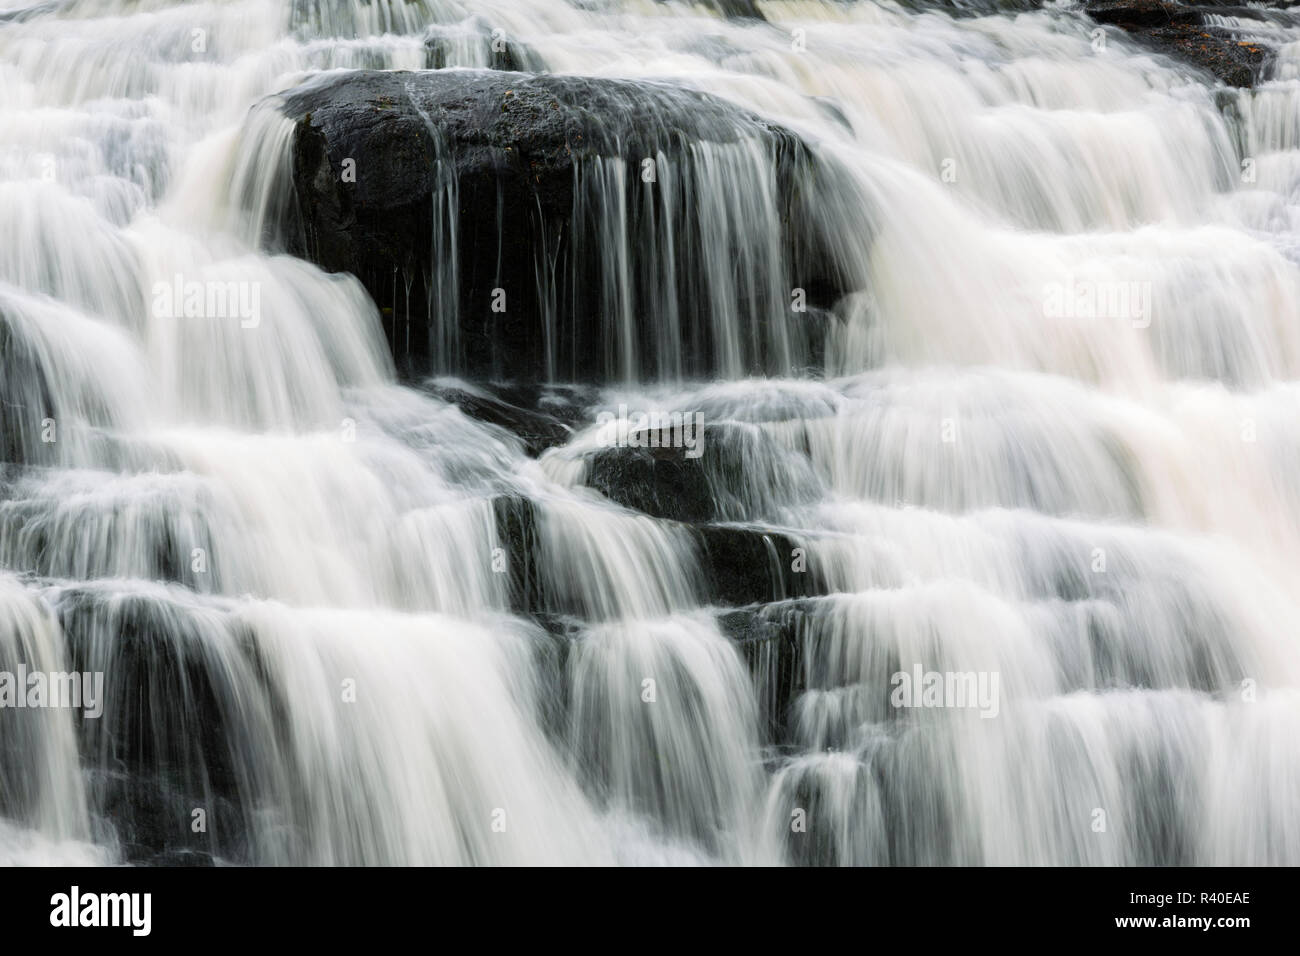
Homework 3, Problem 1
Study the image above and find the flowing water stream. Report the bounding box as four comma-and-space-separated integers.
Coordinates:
2, 0, 1299, 865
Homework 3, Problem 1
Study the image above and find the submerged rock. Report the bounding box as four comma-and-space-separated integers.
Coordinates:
273, 68, 854, 382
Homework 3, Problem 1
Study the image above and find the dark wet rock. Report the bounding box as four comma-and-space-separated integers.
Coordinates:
0, 465, 22, 501
1088, 0, 1181, 26
0, 311, 55, 466
51, 588, 270, 864
420, 380, 586, 455
585, 421, 824, 523
650, 0, 768, 20
492, 491, 826, 618
88, 766, 237, 866
892, 0, 1049, 12
133, 846, 220, 866
0, 306, 131, 470
587, 434, 718, 524
719, 595, 894, 751
902, 0, 1294, 86
694, 0, 768, 19
491, 496, 546, 615
929, 0, 1294, 87
526, 612, 583, 744
422, 19, 542, 71
0, 487, 220, 589
694, 524, 823, 607
273, 68, 851, 381
0, 299, 153, 471
1085, 0, 1293, 87
718, 607, 803, 742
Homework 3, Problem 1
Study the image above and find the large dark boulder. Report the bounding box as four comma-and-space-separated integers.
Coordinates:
271, 68, 852, 382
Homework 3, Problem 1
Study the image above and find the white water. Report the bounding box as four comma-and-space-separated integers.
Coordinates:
2, 0, 1299, 865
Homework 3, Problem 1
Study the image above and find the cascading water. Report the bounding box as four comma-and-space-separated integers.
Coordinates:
2, 0, 1299, 866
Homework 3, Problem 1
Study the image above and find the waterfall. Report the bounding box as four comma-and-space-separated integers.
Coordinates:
2, 0, 1299, 866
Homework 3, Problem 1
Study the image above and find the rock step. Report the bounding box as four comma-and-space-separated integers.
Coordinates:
272, 68, 856, 382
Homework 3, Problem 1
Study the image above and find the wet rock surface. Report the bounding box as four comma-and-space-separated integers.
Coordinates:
276, 68, 849, 382
1085, 0, 1297, 86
